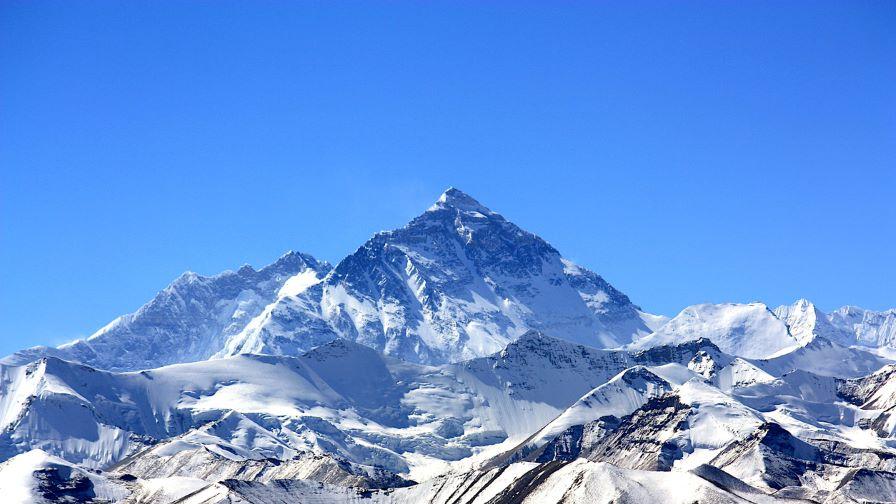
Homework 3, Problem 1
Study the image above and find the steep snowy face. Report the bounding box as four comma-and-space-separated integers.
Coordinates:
773, 299, 852, 346
629, 303, 801, 359
829, 306, 896, 348
0, 357, 159, 468
525, 367, 674, 451
3, 251, 331, 371
839, 364, 896, 410
226, 188, 654, 364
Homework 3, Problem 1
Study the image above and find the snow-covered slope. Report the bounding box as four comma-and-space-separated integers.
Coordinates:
0, 333, 659, 483
753, 336, 889, 378
629, 303, 801, 359
453, 331, 635, 411
223, 188, 659, 364
137, 459, 794, 504
382, 459, 784, 504
1, 332, 894, 503
839, 364, 896, 411
0, 449, 128, 504
3, 251, 331, 371
713, 358, 776, 392
524, 366, 673, 451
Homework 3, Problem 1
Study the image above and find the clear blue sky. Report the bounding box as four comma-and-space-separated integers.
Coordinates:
1, 1, 894, 355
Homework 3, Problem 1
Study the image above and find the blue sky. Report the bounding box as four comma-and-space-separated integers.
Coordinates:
1, 1, 894, 355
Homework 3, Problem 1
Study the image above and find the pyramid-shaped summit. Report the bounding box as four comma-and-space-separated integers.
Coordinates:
222, 188, 661, 364
429, 187, 494, 213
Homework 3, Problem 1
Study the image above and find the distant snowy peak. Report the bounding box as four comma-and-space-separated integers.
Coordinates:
225, 188, 656, 365
773, 299, 851, 345
772, 300, 896, 350
629, 302, 800, 359
829, 305, 896, 348
630, 299, 896, 364
626, 299, 889, 379
2, 251, 331, 371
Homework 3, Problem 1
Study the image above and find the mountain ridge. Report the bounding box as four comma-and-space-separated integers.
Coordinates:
3, 251, 331, 371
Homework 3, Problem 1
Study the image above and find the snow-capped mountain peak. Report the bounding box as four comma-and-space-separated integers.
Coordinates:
772, 298, 851, 346
428, 187, 495, 215
222, 190, 657, 365
5, 190, 664, 372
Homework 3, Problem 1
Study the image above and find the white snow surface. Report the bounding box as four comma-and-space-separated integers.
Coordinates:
630, 300, 896, 368
630, 302, 801, 359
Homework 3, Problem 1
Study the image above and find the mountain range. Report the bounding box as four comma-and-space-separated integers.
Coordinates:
1, 188, 895, 503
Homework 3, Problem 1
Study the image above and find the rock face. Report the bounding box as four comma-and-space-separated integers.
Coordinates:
839, 364, 896, 409
3, 251, 331, 371
223, 188, 658, 364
